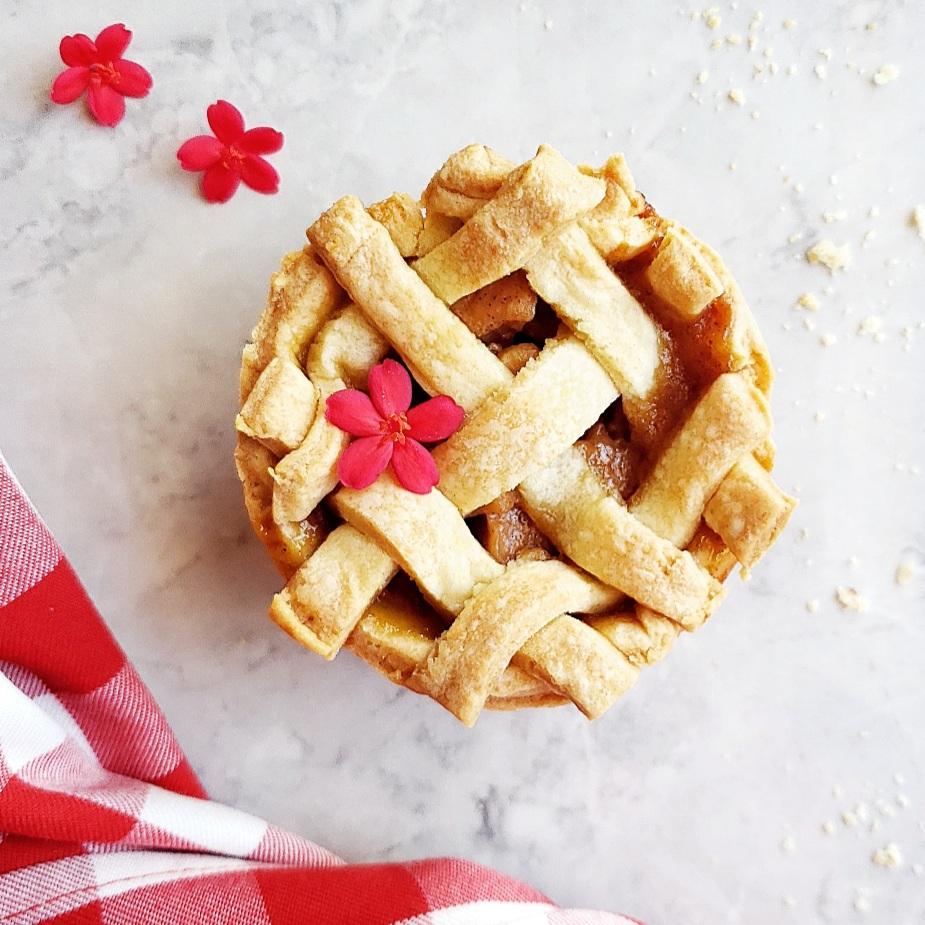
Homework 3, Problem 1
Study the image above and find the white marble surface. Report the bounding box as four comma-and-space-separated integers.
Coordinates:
2, 0, 924, 921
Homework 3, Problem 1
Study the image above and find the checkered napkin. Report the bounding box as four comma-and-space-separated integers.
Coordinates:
0, 453, 642, 925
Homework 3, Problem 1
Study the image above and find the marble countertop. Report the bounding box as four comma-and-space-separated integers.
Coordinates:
2, 1, 924, 921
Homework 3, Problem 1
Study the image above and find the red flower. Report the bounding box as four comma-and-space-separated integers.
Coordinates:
325, 360, 464, 494
50, 23, 152, 127
176, 101, 283, 203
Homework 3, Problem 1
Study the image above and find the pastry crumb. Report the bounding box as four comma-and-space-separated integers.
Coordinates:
805, 599, 820, 614
703, 7, 722, 29
819, 332, 837, 347
872, 64, 899, 85
842, 809, 858, 827
780, 835, 797, 853
822, 209, 847, 223
728, 88, 746, 105
853, 893, 871, 914
857, 315, 884, 337
836, 586, 869, 612
813, 63, 827, 79
821, 820, 835, 834
911, 205, 925, 238
895, 560, 916, 586
697, 69, 710, 84
806, 240, 851, 272
783, 18, 797, 30
871, 842, 903, 868
796, 292, 820, 310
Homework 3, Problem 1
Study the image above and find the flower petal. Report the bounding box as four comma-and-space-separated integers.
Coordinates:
325, 390, 382, 436
94, 23, 132, 61
391, 439, 439, 494
51, 67, 90, 104
201, 163, 241, 203
207, 100, 245, 144
238, 127, 284, 155
112, 58, 152, 97
240, 154, 280, 194
367, 359, 412, 418
406, 395, 465, 443
87, 81, 125, 126
176, 135, 222, 171
338, 436, 393, 490
60, 34, 96, 67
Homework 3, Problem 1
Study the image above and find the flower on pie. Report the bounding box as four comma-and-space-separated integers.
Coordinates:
325, 360, 464, 494
50, 23, 152, 127
176, 101, 284, 203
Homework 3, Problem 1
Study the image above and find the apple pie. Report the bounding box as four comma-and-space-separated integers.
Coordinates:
235, 143, 794, 726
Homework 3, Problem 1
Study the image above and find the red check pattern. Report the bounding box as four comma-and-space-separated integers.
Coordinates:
0, 454, 642, 924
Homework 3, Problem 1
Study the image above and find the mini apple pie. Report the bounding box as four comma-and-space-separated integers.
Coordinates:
235, 144, 794, 726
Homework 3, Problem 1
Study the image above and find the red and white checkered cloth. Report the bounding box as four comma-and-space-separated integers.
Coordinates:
0, 453, 642, 924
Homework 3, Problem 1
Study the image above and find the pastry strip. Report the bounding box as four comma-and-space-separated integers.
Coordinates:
234, 434, 326, 578
307, 195, 510, 410
333, 473, 505, 616
240, 247, 343, 400
644, 224, 725, 319
526, 225, 660, 398
236, 357, 317, 456
512, 616, 639, 720
421, 144, 516, 219
270, 525, 397, 659
519, 447, 723, 629
366, 192, 423, 258
412, 559, 620, 726
434, 336, 619, 515
630, 373, 771, 548
349, 593, 563, 708
704, 455, 796, 570
414, 145, 606, 305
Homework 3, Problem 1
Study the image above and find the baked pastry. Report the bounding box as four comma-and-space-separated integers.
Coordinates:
235, 144, 794, 726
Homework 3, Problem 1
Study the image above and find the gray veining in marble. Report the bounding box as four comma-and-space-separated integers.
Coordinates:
1, 1, 924, 922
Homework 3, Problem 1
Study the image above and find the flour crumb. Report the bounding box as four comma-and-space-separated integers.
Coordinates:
797, 292, 820, 310
703, 7, 722, 29
836, 586, 869, 612
822, 209, 847, 223
911, 205, 925, 238
872, 64, 899, 85
814, 63, 828, 79
821, 820, 836, 834
728, 87, 746, 105
806, 240, 851, 272
872, 843, 903, 868
819, 332, 838, 347
853, 893, 871, 914
805, 599, 820, 614
697, 69, 710, 84
857, 315, 884, 338
895, 560, 916, 586
780, 834, 797, 853
783, 18, 797, 30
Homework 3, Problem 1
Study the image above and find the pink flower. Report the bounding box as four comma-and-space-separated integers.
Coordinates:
325, 360, 464, 494
50, 23, 152, 127
176, 101, 283, 203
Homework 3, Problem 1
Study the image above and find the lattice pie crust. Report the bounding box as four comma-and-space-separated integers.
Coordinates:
235, 144, 794, 725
